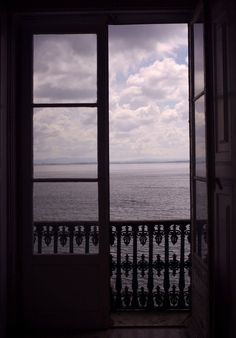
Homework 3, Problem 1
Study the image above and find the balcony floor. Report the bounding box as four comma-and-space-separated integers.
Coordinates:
23, 328, 188, 338
111, 311, 190, 327
22, 313, 190, 338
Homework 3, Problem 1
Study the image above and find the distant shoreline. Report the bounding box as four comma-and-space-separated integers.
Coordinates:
34, 160, 189, 166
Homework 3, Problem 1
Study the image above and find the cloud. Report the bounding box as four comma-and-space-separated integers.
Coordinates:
33, 108, 97, 162
109, 25, 189, 162
33, 24, 189, 163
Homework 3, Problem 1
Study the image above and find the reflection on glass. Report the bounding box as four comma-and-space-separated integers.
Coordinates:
34, 163, 97, 179
33, 34, 97, 103
195, 96, 206, 177
195, 180, 208, 261
33, 223, 99, 255
33, 182, 98, 221
33, 108, 97, 177
194, 23, 204, 95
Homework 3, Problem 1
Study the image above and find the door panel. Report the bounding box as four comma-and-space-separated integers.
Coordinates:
211, 4, 233, 337
18, 17, 109, 332
189, 3, 210, 337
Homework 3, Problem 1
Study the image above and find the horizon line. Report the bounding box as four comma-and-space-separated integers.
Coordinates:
34, 159, 189, 165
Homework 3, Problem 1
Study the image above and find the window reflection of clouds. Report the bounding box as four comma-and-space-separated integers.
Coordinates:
194, 23, 204, 95
33, 108, 97, 164
33, 34, 97, 103
195, 96, 206, 177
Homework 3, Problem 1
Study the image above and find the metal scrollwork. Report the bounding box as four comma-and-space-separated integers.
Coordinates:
75, 226, 84, 246
154, 224, 164, 245
59, 226, 68, 247
169, 253, 180, 276
121, 254, 133, 277
91, 226, 99, 246
169, 285, 179, 307
170, 224, 180, 245
138, 287, 147, 307
34, 220, 191, 311
137, 254, 149, 277
153, 254, 165, 276
138, 225, 148, 245
122, 225, 132, 246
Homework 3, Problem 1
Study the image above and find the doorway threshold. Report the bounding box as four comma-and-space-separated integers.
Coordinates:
110, 311, 190, 328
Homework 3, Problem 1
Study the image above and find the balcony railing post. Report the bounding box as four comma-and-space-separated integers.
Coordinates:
131, 224, 139, 308
53, 225, 58, 254
69, 225, 74, 253
85, 225, 90, 254
178, 223, 186, 308
163, 224, 170, 309
115, 224, 123, 308
147, 223, 154, 309
37, 224, 43, 254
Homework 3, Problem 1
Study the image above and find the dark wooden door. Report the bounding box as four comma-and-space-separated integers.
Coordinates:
189, 2, 210, 337
17, 16, 110, 332
209, 1, 233, 336
189, 1, 235, 337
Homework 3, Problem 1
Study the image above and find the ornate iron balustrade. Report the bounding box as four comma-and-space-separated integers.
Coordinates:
110, 221, 191, 310
34, 220, 191, 311
34, 222, 99, 254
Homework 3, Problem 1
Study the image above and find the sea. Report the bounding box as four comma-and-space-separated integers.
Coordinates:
34, 161, 190, 221
34, 161, 191, 294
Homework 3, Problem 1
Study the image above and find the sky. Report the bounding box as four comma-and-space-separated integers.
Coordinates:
33, 24, 189, 164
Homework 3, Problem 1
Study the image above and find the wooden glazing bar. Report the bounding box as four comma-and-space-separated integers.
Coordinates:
33, 178, 98, 183
33, 103, 97, 108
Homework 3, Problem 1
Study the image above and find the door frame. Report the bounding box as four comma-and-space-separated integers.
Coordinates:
9, 8, 208, 334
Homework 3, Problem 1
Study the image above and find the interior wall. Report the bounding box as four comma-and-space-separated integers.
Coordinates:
0, 10, 8, 338
228, 0, 236, 336
1, 1, 236, 337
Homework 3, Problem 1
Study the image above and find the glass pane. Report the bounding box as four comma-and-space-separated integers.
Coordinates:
33, 108, 97, 178
195, 180, 208, 261
33, 224, 99, 255
34, 163, 97, 179
195, 96, 206, 177
194, 23, 204, 95
33, 182, 98, 221
33, 34, 97, 103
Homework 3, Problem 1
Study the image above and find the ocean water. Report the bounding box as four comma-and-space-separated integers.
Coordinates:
34, 161, 190, 221
34, 162, 191, 297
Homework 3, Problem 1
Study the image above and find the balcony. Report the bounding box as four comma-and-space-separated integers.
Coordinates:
34, 220, 191, 311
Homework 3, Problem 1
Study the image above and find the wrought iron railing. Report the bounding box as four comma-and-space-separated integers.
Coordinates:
34, 222, 99, 254
34, 220, 191, 311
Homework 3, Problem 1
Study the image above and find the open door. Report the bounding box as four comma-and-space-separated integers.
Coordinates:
210, 1, 233, 336
17, 16, 110, 332
189, 1, 235, 337
189, 2, 210, 337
